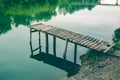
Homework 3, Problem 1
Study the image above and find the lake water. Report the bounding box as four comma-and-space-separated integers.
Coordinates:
0, 0, 120, 80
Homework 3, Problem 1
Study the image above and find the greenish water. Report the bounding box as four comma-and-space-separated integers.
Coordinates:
0, 0, 120, 80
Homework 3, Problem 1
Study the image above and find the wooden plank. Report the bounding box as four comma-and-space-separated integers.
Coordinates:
103, 44, 115, 53
70, 34, 82, 40
77, 36, 91, 44
90, 40, 101, 49
73, 35, 87, 43
96, 42, 106, 51
46, 27, 59, 33
80, 37, 93, 45
31, 24, 49, 31
43, 26, 55, 31
94, 44, 102, 51
87, 39, 99, 47
70, 34, 83, 42
83, 38, 95, 46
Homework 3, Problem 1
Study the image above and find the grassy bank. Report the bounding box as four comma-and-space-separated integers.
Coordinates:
115, 41, 120, 47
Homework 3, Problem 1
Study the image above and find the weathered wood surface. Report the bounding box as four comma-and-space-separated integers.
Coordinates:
30, 23, 114, 53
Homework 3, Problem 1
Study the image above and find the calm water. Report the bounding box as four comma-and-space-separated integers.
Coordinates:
0, 0, 120, 80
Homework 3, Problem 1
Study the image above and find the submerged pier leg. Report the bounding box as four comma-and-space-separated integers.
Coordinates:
30, 28, 32, 42
30, 40, 33, 57
45, 33, 49, 53
30, 28, 33, 56
39, 31, 41, 53
63, 39, 68, 60
53, 36, 56, 56
74, 43, 77, 64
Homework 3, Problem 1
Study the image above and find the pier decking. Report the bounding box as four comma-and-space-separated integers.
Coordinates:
29, 23, 115, 60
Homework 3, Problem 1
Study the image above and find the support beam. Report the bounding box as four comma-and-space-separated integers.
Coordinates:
74, 43, 77, 64
30, 41, 33, 56
63, 39, 68, 60
45, 33, 49, 53
30, 28, 32, 42
39, 31, 41, 53
53, 36, 56, 56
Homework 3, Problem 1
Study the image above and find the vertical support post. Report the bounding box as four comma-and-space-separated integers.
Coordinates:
98, 0, 101, 4
30, 41, 33, 57
53, 36, 56, 56
30, 28, 33, 57
74, 43, 77, 64
63, 39, 68, 60
116, 0, 118, 5
39, 31, 41, 53
45, 33, 49, 53
30, 28, 32, 42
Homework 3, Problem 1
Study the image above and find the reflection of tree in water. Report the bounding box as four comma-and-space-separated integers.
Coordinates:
0, 0, 98, 35
0, 12, 11, 34
58, 0, 99, 15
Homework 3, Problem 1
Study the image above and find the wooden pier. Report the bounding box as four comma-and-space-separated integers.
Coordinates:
29, 23, 114, 57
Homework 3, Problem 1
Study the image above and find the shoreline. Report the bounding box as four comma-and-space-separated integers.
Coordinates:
68, 50, 120, 80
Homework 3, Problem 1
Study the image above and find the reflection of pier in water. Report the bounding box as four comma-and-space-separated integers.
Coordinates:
30, 42, 80, 77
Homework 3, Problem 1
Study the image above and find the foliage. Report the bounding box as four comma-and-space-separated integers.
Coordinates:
80, 50, 107, 64
113, 28, 120, 42
0, 0, 99, 35
113, 28, 120, 47
115, 41, 120, 47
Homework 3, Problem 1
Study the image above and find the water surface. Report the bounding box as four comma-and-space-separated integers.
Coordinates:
0, 0, 120, 80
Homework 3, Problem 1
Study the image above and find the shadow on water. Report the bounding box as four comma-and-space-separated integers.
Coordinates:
0, 0, 100, 35
29, 41, 80, 77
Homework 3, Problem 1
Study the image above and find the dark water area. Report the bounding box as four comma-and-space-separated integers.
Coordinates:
0, 0, 120, 80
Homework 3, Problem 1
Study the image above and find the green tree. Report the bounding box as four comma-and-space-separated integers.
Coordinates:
0, 0, 98, 35
113, 28, 120, 47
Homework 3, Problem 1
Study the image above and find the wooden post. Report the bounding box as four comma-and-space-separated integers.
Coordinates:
63, 39, 68, 60
116, 0, 118, 5
98, 0, 101, 4
30, 28, 32, 42
74, 43, 77, 64
45, 33, 49, 53
53, 36, 56, 56
39, 31, 41, 53
30, 41, 33, 57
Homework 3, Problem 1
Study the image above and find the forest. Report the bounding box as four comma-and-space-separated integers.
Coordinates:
0, 0, 98, 35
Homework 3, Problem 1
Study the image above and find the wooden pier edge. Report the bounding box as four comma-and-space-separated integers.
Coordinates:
29, 23, 115, 54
